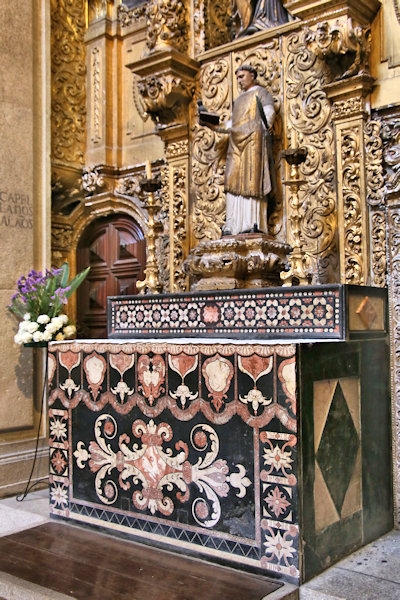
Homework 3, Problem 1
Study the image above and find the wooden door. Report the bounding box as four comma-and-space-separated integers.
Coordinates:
77, 214, 146, 339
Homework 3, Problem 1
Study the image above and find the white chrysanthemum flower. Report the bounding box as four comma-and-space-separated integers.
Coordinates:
23, 313, 31, 321
37, 314, 50, 324
55, 332, 65, 341
20, 332, 33, 344
42, 330, 53, 342
59, 314, 69, 325
14, 333, 23, 344
25, 321, 39, 333
32, 331, 44, 342
51, 316, 63, 330
45, 322, 58, 334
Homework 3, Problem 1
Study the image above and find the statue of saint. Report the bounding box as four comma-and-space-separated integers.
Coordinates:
247, 0, 292, 34
232, 0, 292, 38
200, 64, 276, 236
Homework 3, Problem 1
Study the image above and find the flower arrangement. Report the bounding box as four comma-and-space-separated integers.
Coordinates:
8, 263, 90, 345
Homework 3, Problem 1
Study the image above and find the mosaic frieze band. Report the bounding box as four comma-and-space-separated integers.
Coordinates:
108, 285, 345, 340
48, 341, 299, 582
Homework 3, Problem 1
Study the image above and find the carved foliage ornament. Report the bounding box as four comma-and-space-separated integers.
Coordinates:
306, 18, 372, 80
118, 2, 146, 26
341, 126, 364, 285
51, 0, 86, 166
205, 0, 232, 51
82, 166, 106, 195
137, 75, 196, 125
286, 31, 337, 282
146, 0, 188, 54
365, 120, 385, 287
171, 166, 188, 292
388, 208, 400, 525
381, 116, 400, 195
155, 164, 188, 293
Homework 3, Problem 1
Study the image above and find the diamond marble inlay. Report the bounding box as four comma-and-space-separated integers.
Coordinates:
316, 382, 360, 515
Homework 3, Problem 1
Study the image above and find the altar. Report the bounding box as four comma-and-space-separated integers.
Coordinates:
47, 284, 392, 586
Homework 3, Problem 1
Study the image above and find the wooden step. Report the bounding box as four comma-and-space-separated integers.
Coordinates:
0, 521, 298, 600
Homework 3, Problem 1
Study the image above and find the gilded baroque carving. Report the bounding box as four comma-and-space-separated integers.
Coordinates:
370, 211, 387, 288
137, 74, 196, 125
286, 31, 337, 282
193, 0, 205, 56
115, 175, 143, 197
82, 166, 106, 194
388, 208, 400, 525
146, 0, 188, 53
341, 126, 364, 284
51, 0, 86, 166
118, 2, 146, 26
87, 0, 112, 22
170, 166, 188, 292
332, 97, 364, 120
192, 59, 231, 241
132, 75, 151, 123
205, 0, 232, 50
365, 120, 384, 208
381, 117, 400, 195
306, 18, 372, 80
365, 120, 386, 287
166, 140, 189, 160
51, 223, 74, 252
91, 47, 102, 144
156, 167, 172, 292
155, 165, 188, 292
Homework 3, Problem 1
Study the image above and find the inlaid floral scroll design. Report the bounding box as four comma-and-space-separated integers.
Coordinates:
74, 416, 251, 528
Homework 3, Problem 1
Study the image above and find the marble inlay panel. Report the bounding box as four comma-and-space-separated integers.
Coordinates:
48, 341, 300, 583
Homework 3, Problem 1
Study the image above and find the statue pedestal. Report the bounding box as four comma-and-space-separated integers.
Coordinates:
183, 234, 292, 291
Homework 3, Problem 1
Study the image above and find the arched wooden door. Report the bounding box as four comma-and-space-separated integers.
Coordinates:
76, 214, 146, 339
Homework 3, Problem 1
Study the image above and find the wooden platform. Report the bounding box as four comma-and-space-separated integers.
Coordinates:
0, 521, 297, 599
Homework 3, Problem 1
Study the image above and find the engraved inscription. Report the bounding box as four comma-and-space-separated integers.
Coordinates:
0, 191, 33, 229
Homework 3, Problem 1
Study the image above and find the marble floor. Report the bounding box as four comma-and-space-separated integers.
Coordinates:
0, 488, 399, 599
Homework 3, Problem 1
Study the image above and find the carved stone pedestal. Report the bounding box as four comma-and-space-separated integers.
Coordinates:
182, 234, 292, 291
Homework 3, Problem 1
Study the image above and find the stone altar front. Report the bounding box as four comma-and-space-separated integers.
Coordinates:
48, 285, 392, 585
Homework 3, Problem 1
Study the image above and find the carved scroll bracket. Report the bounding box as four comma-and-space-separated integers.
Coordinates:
306, 17, 374, 81
127, 49, 199, 128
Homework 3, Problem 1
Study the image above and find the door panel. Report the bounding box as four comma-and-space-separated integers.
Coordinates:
77, 214, 146, 339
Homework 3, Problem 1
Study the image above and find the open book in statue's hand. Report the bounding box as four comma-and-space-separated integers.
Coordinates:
197, 101, 220, 126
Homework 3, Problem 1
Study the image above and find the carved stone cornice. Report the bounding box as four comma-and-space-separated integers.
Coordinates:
283, 0, 381, 25
127, 49, 199, 127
